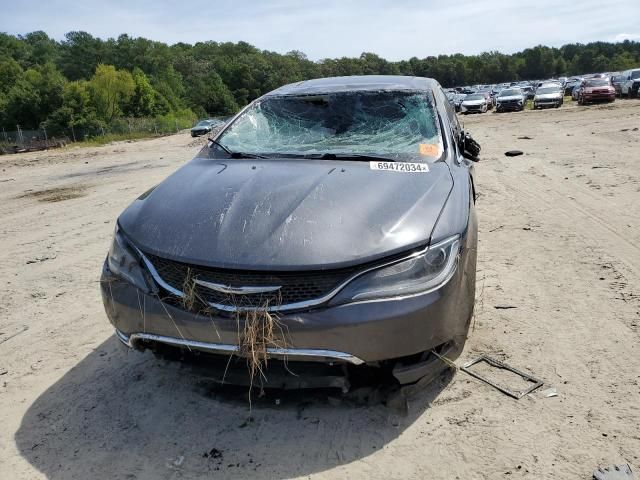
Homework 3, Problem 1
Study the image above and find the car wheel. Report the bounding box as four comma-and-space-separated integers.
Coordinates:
482, 105, 487, 113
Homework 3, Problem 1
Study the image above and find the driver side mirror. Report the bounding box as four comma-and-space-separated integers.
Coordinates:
459, 131, 481, 162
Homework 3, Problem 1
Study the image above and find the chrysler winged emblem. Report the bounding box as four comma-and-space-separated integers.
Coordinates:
194, 279, 282, 295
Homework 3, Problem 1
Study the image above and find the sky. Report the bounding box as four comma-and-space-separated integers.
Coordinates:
1, 0, 639, 60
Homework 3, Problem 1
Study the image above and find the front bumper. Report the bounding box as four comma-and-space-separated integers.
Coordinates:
583, 93, 616, 102
461, 105, 485, 113
101, 244, 475, 385
534, 99, 561, 108
497, 102, 524, 111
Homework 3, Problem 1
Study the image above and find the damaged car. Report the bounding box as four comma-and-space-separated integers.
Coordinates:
496, 88, 526, 112
533, 86, 563, 109
577, 77, 616, 105
460, 93, 490, 114
101, 75, 480, 391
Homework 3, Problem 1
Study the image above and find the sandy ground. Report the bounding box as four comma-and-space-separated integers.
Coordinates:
1, 100, 639, 480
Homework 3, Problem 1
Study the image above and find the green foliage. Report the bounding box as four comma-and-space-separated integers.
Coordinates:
126, 68, 156, 116
0, 31, 639, 136
88, 64, 135, 122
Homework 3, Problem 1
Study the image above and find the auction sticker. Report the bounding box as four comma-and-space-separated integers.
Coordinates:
370, 161, 429, 173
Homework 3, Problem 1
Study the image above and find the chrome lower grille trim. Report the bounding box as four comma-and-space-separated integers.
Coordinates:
115, 329, 365, 365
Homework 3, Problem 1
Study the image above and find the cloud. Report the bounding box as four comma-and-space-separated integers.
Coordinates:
2, 0, 640, 60
612, 33, 640, 42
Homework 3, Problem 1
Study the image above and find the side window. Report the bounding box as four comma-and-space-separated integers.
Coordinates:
435, 86, 462, 153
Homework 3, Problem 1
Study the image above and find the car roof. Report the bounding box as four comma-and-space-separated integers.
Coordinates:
266, 75, 439, 96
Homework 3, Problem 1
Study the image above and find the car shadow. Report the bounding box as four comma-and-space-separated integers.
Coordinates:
15, 336, 452, 480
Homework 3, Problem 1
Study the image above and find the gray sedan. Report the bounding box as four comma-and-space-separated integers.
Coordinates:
101, 75, 480, 390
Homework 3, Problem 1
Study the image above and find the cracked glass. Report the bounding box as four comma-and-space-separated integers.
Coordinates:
217, 91, 442, 161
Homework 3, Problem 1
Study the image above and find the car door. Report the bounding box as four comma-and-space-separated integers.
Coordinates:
436, 86, 477, 202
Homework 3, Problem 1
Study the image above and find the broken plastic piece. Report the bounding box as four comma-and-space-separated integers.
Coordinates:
505, 150, 524, 157
461, 355, 544, 399
541, 387, 558, 398
593, 464, 635, 480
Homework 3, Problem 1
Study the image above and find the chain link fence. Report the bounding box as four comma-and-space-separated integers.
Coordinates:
0, 116, 197, 155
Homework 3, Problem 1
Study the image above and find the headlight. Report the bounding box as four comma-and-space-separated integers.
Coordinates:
330, 235, 460, 305
107, 225, 150, 291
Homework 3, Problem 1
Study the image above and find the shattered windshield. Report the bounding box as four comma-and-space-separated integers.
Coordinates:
217, 91, 442, 161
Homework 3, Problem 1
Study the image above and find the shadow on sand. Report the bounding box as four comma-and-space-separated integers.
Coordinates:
16, 336, 452, 479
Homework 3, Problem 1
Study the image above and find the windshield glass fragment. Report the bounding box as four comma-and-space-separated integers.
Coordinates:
217, 91, 442, 161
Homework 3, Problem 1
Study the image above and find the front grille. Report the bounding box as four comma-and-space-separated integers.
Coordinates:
144, 252, 360, 311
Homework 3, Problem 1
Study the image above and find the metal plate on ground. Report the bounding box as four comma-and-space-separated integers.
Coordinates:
460, 354, 543, 399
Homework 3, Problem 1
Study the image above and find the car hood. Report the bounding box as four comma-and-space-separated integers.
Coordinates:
119, 157, 454, 270
498, 95, 523, 101
535, 93, 561, 100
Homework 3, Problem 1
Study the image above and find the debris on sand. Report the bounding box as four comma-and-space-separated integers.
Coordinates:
494, 304, 517, 309
505, 150, 524, 157
461, 355, 543, 399
26, 255, 57, 264
18, 185, 88, 203
540, 387, 558, 398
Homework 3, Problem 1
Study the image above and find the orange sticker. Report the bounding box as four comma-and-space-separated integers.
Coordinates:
419, 143, 439, 156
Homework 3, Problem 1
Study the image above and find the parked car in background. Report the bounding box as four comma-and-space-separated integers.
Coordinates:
521, 86, 535, 100
611, 74, 625, 97
496, 88, 526, 112
475, 87, 495, 107
460, 93, 490, 114
537, 81, 563, 92
190, 119, 224, 137
620, 68, 640, 98
572, 84, 582, 101
533, 86, 563, 109
452, 93, 467, 112
564, 79, 582, 96
577, 77, 616, 104
101, 75, 480, 389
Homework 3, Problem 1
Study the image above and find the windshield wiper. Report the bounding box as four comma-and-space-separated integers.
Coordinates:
302, 153, 397, 162
208, 138, 267, 159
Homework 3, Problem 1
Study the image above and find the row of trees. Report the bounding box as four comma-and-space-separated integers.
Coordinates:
1, 31, 639, 132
